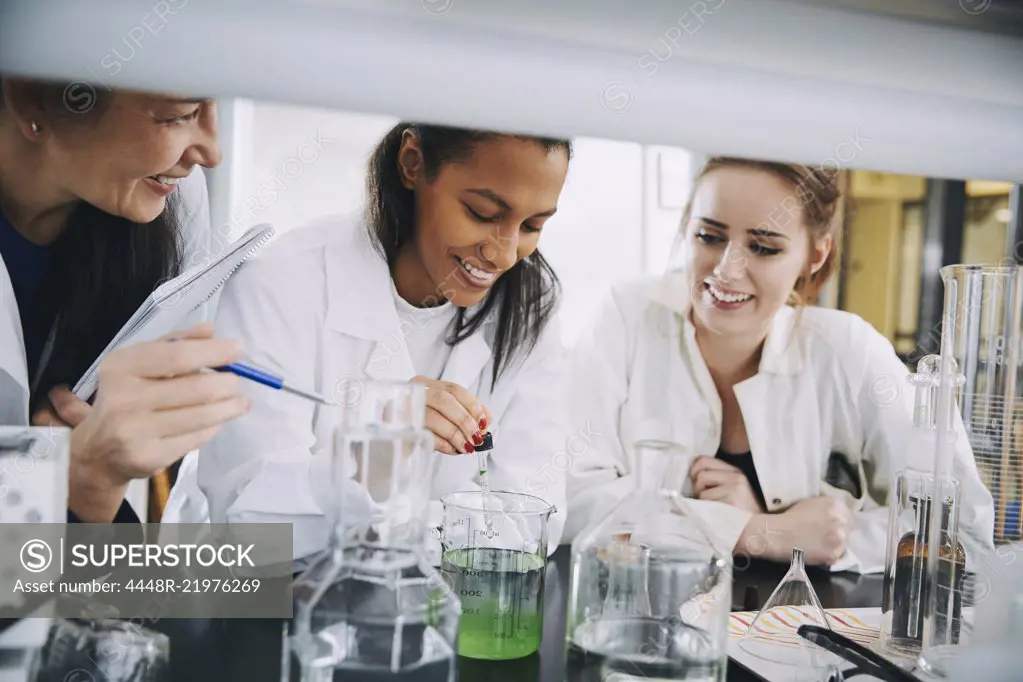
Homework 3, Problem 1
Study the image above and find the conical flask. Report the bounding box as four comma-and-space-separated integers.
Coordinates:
566, 439, 731, 681
284, 381, 460, 682
739, 548, 834, 668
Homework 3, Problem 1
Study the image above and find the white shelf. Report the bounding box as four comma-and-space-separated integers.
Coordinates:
1, 0, 1022, 181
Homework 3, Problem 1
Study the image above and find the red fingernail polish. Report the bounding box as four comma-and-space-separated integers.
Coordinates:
464, 442, 474, 454
472, 433, 484, 446
479, 418, 487, 430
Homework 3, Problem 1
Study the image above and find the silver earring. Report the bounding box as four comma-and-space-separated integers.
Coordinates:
30, 121, 41, 135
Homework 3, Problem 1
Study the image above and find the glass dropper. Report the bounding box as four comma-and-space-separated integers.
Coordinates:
475, 432, 494, 532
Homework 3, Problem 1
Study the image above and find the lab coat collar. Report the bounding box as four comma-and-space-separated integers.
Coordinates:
649, 269, 804, 376
0, 253, 31, 424
324, 214, 492, 388
324, 216, 404, 343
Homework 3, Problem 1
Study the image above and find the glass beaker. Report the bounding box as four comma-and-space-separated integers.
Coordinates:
438, 490, 554, 660
334, 380, 438, 553
566, 439, 730, 682
880, 468, 964, 659
285, 381, 460, 682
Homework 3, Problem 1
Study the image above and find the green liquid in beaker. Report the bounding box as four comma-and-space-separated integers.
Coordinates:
441, 547, 546, 660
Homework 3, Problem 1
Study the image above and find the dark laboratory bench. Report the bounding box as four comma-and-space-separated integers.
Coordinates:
195, 546, 883, 682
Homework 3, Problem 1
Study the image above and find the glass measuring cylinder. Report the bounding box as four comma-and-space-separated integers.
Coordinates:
937, 264, 1021, 543
438, 491, 555, 660
915, 263, 1010, 678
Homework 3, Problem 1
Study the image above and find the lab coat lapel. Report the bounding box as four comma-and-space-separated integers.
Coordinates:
652, 272, 721, 450
324, 217, 416, 383
440, 329, 490, 394
0, 255, 30, 424
735, 306, 807, 512
733, 374, 779, 507
650, 274, 717, 494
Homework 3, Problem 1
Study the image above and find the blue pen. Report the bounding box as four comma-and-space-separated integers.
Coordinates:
215, 362, 334, 405
167, 338, 333, 404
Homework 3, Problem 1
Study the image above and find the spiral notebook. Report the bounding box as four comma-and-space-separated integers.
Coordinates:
72, 223, 275, 400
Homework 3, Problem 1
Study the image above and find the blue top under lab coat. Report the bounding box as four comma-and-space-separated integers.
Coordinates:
1, 210, 139, 524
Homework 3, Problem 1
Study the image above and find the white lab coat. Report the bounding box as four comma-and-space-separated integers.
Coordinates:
0, 167, 219, 517
565, 273, 995, 574
192, 213, 569, 564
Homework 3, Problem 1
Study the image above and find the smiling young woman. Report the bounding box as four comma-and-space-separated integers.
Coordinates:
189, 123, 574, 564
0, 77, 248, 525
564, 156, 994, 574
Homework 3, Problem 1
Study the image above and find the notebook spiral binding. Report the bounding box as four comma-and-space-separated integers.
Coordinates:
72, 223, 277, 400
192, 224, 275, 310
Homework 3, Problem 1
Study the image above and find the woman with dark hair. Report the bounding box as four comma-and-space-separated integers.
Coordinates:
195, 122, 572, 563
0, 77, 248, 523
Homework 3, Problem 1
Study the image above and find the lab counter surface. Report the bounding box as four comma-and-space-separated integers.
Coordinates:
180, 545, 883, 682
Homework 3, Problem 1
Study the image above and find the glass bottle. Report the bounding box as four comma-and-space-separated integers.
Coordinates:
888, 494, 966, 650
566, 439, 730, 682
284, 382, 460, 682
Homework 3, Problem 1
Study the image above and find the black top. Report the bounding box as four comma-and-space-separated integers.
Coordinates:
716, 449, 766, 510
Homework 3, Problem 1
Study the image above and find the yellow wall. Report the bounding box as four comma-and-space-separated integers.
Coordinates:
840, 171, 1013, 346
843, 199, 904, 339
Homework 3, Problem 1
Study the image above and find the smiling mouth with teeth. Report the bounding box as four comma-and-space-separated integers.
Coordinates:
705, 280, 753, 304
147, 175, 184, 186
455, 255, 496, 283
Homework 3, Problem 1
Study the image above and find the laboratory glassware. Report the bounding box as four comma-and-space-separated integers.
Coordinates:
917, 264, 1014, 677
739, 548, 836, 676
566, 439, 731, 682
37, 617, 170, 682
880, 469, 964, 659
942, 536, 1023, 682
286, 381, 460, 682
0, 427, 70, 680
438, 490, 555, 660
935, 264, 1022, 544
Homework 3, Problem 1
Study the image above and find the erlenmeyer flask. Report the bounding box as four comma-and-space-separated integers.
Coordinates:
566, 439, 730, 681
739, 549, 832, 666
601, 540, 653, 619
285, 381, 460, 682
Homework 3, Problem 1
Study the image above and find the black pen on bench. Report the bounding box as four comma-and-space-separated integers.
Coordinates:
797, 625, 923, 682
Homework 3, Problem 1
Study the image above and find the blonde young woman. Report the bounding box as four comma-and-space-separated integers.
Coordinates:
565, 157, 993, 573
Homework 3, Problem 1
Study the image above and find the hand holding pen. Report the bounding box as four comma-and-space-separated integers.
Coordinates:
30, 323, 250, 522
